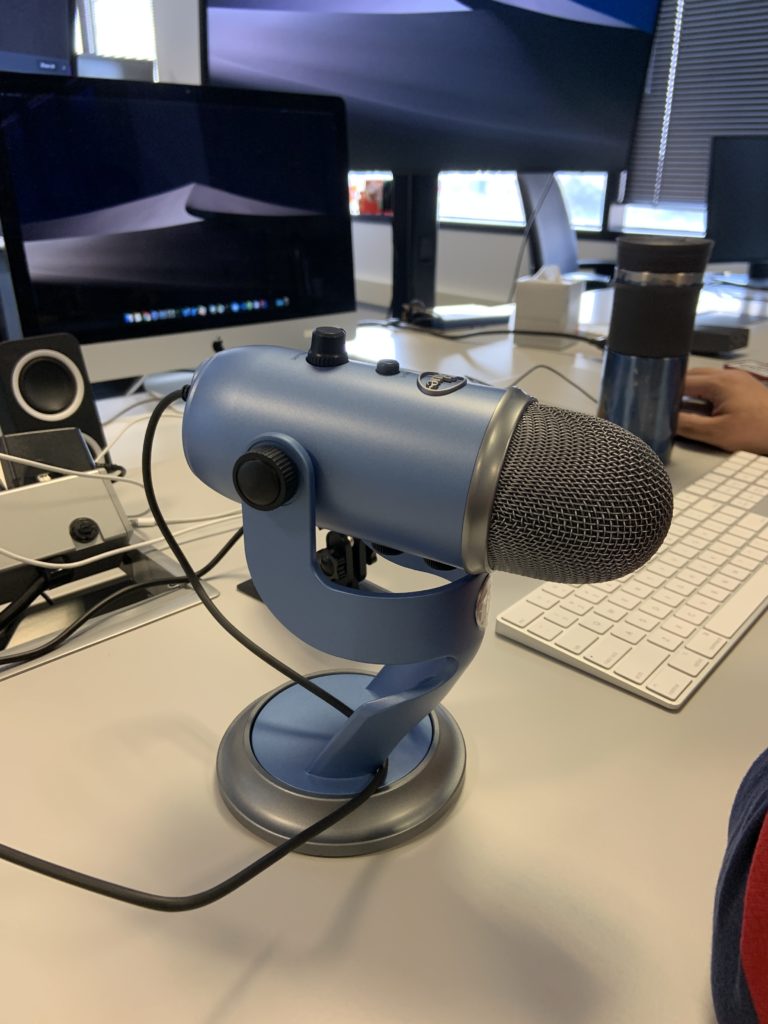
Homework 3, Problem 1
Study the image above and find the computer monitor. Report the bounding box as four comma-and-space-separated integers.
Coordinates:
0, 74, 356, 383
707, 136, 768, 289
202, 1, 661, 312
0, 0, 74, 77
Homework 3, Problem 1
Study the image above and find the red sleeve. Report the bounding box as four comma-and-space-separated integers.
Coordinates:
741, 812, 768, 1022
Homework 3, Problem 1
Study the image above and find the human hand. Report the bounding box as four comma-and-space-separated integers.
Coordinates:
676, 368, 768, 455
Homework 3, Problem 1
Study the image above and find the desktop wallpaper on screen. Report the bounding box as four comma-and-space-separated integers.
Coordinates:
204, 0, 661, 173
0, 80, 355, 345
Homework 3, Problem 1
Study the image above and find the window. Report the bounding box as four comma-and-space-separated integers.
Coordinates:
349, 171, 608, 233
74, 0, 157, 62
618, 0, 768, 235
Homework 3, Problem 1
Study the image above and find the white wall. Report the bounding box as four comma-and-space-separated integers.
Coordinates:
153, 0, 201, 84
352, 220, 617, 308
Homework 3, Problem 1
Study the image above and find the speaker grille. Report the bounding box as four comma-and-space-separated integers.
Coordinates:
487, 403, 673, 584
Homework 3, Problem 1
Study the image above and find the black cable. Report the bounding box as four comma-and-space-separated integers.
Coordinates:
0, 573, 49, 640
141, 389, 354, 719
0, 412, 387, 909
0, 761, 387, 912
0, 528, 243, 667
393, 321, 605, 347
195, 525, 243, 576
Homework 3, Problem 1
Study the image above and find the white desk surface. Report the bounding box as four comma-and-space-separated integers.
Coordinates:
2, 297, 768, 1024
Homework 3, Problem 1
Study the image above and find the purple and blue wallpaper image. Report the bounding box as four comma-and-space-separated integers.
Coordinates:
205, 0, 661, 172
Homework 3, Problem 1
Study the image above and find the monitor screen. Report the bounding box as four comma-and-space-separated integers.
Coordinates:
707, 136, 768, 286
0, 74, 356, 381
203, 0, 661, 174
0, 0, 74, 77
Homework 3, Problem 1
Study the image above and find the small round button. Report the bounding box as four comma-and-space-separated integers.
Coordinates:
375, 359, 400, 376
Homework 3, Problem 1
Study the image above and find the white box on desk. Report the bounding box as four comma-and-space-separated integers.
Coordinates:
511, 266, 584, 349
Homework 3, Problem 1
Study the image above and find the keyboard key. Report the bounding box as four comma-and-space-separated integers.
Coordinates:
611, 622, 645, 644
593, 600, 625, 622
655, 588, 685, 608
528, 618, 563, 641
494, 452, 768, 712
688, 559, 717, 577
732, 554, 759, 572
583, 635, 632, 669
699, 551, 727, 567
611, 590, 641, 610
707, 565, 768, 638
676, 605, 708, 626
711, 540, 740, 557
729, 528, 753, 544
623, 579, 653, 599
664, 616, 696, 639
500, 601, 541, 628
687, 594, 718, 615
657, 551, 686, 568
614, 641, 668, 684
678, 568, 706, 586
648, 627, 683, 652
665, 578, 696, 597
625, 609, 660, 632
543, 606, 578, 628
639, 598, 672, 620
581, 611, 613, 635
647, 560, 676, 578
721, 564, 750, 582
668, 649, 709, 676
645, 667, 694, 702
555, 625, 599, 655
710, 572, 741, 592
561, 596, 593, 616
686, 629, 726, 658
741, 513, 768, 531
636, 570, 666, 589
528, 590, 559, 610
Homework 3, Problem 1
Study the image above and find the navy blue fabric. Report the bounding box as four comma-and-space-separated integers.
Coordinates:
712, 748, 768, 1024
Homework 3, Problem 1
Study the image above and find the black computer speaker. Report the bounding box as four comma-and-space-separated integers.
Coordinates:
0, 333, 107, 454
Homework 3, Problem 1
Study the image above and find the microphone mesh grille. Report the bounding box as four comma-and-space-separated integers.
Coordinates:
487, 403, 673, 584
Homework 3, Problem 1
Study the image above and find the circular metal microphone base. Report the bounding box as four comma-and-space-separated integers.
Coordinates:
216, 674, 466, 857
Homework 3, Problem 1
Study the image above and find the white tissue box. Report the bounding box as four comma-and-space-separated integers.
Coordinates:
511, 266, 584, 349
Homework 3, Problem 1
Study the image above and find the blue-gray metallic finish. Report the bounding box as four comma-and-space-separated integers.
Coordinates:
182, 344, 528, 571
182, 344, 512, 790
238, 434, 487, 782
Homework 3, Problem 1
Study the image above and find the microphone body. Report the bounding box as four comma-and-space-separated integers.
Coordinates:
182, 345, 673, 583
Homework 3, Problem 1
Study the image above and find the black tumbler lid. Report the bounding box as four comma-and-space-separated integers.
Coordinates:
617, 235, 713, 275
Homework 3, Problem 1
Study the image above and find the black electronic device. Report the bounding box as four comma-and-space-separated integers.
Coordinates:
0, 333, 107, 453
0, 74, 355, 382
202, 1, 661, 313
690, 314, 756, 356
0, 427, 95, 489
0, 0, 74, 77
707, 136, 768, 289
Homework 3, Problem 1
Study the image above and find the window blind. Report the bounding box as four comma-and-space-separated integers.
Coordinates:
627, 0, 768, 206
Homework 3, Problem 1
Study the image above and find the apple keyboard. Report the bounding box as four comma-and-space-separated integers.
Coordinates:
496, 450, 768, 709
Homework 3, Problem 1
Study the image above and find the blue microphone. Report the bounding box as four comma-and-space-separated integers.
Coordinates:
181, 329, 672, 855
